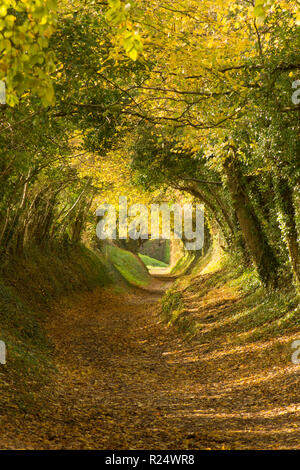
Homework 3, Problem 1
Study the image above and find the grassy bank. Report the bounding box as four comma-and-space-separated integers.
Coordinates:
162, 245, 300, 343
159, 244, 300, 450
0, 244, 113, 416
138, 254, 168, 268
0, 241, 158, 416
106, 245, 152, 287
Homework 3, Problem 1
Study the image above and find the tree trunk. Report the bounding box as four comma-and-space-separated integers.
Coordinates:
223, 155, 280, 288
275, 177, 300, 287
176, 183, 233, 250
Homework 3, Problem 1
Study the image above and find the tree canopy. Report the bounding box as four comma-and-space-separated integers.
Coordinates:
0, 0, 299, 289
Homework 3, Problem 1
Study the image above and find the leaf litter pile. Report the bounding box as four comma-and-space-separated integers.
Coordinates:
0, 276, 299, 450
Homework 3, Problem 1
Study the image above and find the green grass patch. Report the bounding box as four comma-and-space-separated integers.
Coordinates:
106, 245, 151, 287
138, 254, 168, 268
161, 290, 197, 338
170, 251, 195, 275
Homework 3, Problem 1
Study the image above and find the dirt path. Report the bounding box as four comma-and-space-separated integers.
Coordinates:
1, 276, 299, 449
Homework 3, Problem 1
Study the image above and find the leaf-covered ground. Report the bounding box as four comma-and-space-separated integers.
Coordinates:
0, 274, 299, 450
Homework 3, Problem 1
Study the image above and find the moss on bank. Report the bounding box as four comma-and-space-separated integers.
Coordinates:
0, 244, 113, 416
138, 254, 168, 268
161, 245, 299, 342
106, 245, 151, 287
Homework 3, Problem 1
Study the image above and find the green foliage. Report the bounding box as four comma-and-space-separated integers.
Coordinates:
0, 0, 299, 293
0, 0, 57, 106
105, 0, 143, 60
254, 1, 300, 25
0, 0, 144, 107
0, 6, 147, 258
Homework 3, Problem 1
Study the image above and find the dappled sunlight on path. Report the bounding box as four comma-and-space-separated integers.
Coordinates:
0, 272, 299, 450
